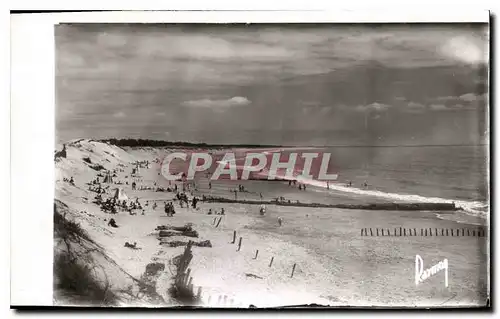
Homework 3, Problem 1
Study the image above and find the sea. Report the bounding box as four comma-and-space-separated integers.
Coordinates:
163, 144, 490, 222
309, 145, 489, 220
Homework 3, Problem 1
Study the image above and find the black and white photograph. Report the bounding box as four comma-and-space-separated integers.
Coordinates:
12, 12, 492, 309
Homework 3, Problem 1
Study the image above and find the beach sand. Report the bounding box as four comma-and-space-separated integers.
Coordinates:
54, 140, 489, 307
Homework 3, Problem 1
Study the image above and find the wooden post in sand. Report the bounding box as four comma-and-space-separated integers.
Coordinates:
215, 217, 222, 228
184, 268, 191, 287
381, 229, 384, 236
237, 237, 242, 251
376, 228, 379, 236
254, 250, 259, 259
213, 217, 216, 225
399, 227, 402, 236
446, 229, 449, 236
403, 228, 406, 236
269, 256, 274, 267
197, 287, 202, 300
370, 228, 373, 236
472, 229, 476, 236
232, 230, 236, 243
290, 263, 297, 278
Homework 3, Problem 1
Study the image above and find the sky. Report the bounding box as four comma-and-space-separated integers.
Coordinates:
55, 23, 489, 146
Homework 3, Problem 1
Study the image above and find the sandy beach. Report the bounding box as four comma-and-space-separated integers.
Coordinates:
53, 139, 489, 307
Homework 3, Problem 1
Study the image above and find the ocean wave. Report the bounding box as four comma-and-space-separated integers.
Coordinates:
295, 177, 489, 219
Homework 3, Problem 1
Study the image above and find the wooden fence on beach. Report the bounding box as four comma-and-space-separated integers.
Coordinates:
360, 227, 488, 237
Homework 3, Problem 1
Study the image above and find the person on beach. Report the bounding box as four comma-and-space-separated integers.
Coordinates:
192, 197, 198, 209
208, 181, 212, 189
107, 218, 118, 228
259, 204, 266, 215
278, 217, 283, 227
298, 184, 302, 191
221, 208, 225, 215
327, 181, 330, 190
207, 208, 213, 215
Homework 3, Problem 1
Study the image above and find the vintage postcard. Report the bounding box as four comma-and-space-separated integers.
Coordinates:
11, 11, 491, 309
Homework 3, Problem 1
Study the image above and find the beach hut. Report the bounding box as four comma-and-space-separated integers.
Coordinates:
113, 188, 129, 201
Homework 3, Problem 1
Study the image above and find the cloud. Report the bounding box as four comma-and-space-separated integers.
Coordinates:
405, 102, 425, 113
408, 102, 425, 109
182, 96, 251, 109
429, 104, 448, 111
459, 93, 485, 102
113, 111, 126, 118
354, 102, 391, 112
440, 35, 488, 65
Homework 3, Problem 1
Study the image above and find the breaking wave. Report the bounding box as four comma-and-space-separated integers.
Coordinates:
296, 177, 488, 220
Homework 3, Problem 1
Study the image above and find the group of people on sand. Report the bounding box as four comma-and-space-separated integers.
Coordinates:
176, 192, 189, 208
207, 208, 225, 215
164, 202, 176, 217
94, 189, 144, 215
343, 180, 368, 188
287, 179, 306, 190
63, 176, 75, 186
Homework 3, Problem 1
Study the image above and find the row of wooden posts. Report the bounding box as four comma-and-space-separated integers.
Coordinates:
205, 294, 245, 307
231, 230, 297, 278
360, 227, 487, 237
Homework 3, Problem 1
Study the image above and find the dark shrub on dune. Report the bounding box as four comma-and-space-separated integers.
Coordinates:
54, 202, 117, 306
101, 138, 280, 149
